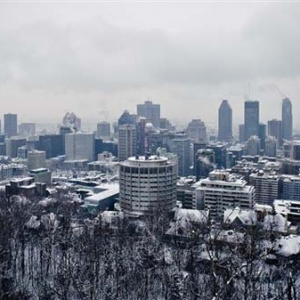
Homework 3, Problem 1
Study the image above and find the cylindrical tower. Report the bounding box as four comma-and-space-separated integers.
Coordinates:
119, 155, 177, 216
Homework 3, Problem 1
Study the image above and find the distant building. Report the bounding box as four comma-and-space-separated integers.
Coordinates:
29, 168, 52, 186
268, 119, 282, 146
244, 101, 259, 140
5, 137, 26, 158
18, 123, 36, 137
186, 119, 207, 143
62, 112, 81, 132
38, 134, 64, 158
195, 170, 256, 218
282, 98, 293, 140
118, 124, 137, 162
244, 135, 260, 156
137, 100, 160, 129
4, 113, 18, 138
172, 135, 191, 177
119, 156, 177, 216
97, 121, 111, 139
218, 100, 232, 142
258, 123, 266, 151
282, 176, 300, 201
27, 150, 46, 170
65, 133, 95, 161
265, 136, 277, 157
194, 149, 215, 180
239, 124, 245, 142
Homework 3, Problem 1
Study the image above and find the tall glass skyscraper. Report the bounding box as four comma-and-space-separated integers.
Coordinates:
244, 101, 259, 140
218, 100, 232, 142
282, 98, 293, 141
4, 113, 17, 138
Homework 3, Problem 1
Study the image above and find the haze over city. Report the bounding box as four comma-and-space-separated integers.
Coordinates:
0, 1, 300, 128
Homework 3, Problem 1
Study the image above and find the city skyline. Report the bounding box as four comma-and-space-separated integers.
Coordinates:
0, 2, 299, 127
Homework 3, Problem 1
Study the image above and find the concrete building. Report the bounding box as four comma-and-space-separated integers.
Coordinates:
65, 133, 95, 161
29, 168, 52, 186
265, 136, 277, 158
4, 113, 18, 138
274, 199, 300, 225
282, 98, 293, 141
38, 134, 64, 158
137, 100, 160, 129
268, 119, 282, 146
5, 137, 26, 158
97, 121, 111, 139
27, 150, 46, 170
195, 170, 256, 218
244, 135, 260, 156
172, 135, 191, 177
118, 124, 137, 162
218, 100, 232, 142
244, 100, 259, 140
186, 119, 207, 143
282, 176, 300, 201
194, 149, 215, 180
249, 171, 279, 205
119, 155, 177, 216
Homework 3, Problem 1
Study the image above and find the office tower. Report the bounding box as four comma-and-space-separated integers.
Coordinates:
195, 170, 256, 218
136, 118, 146, 156
218, 100, 232, 142
239, 124, 245, 142
268, 119, 282, 146
207, 144, 227, 169
137, 100, 160, 129
194, 149, 215, 180
18, 123, 36, 137
258, 123, 266, 151
244, 101, 259, 140
245, 136, 260, 156
118, 124, 137, 161
118, 110, 136, 126
160, 118, 173, 131
186, 119, 207, 143
27, 150, 46, 170
249, 171, 279, 205
97, 121, 111, 139
172, 135, 191, 177
119, 155, 177, 216
282, 97, 293, 140
282, 176, 300, 201
65, 133, 95, 161
4, 113, 17, 138
265, 136, 277, 157
5, 137, 26, 158
38, 135, 64, 159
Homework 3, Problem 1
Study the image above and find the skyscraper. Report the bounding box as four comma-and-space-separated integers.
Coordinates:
268, 119, 282, 146
187, 119, 207, 143
282, 98, 293, 141
172, 134, 191, 177
4, 113, 18, 138
118, 124, 137, 161
218, 100, 232, 142
137, 101, 160, 129
244, 100, 259, 140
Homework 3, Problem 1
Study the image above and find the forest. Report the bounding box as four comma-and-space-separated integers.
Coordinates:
0, 190, 299, 300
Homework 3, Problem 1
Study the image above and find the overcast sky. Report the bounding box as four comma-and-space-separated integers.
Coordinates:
0, 1, 300, 131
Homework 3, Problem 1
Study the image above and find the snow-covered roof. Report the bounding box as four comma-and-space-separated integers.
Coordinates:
175, 209, 209, 227
274, 235, 300, 257
211, 229, 245, 244
224, 207, 257, 226
263, 214, 291, 233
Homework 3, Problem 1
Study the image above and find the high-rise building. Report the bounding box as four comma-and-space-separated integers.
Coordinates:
195, 170, 256, 218
118, 124, 137, 161
244, 135, 260, 156
258, 123, 266, 151
249, 171, 279, 205
38, 134, 64, 158
97, 121, 111, 139
194, 149, 215, 180
244, 101, 259, 140
282, 176, 300, 201
186, 119, 207, 143
4, 113, 18, 138
119, 155, 177, 216
18, 123, 36, 137
5, 137, 26, 158
27, 150, 46, 170
265, 136, 277, 157
268, 119, 282, 146
282, 98, 293, 141
172, 135, 191, 177
218, 100, 232, 142
239, 124, 245, 142
65, 133, 95, 161
137, 101, 160, 129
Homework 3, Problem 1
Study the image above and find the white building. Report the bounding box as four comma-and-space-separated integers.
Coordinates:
27, 150, 46, 170
195, 170, 256, 218
65, 133, 95, 161
119, 155, 177, 216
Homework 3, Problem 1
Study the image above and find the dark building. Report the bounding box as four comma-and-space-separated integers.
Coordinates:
95, 138, 104, 160
4, 113, 17, 138
38, 134, 64, 158
172, 135, 191, 177
258, 123, 266, 151
282, 97, 293, 140
268, 119, 282, 146
218, 100, 232, 142
239, 124, 245, 142
137, 100, 160, 129
5, 137, 26, 158
244, 101, 259, 140
195, 149, 215, 180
